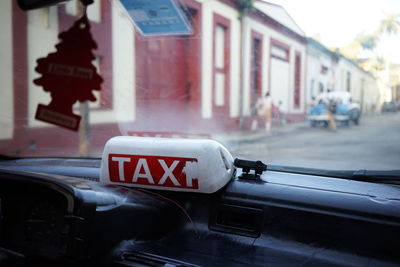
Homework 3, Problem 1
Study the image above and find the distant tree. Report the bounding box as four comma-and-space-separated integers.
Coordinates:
378, 13, 400, 35
359, 13, 400, 51
357, 34, 378, 51
340, 13, 399, 62
339, 39, 363, 59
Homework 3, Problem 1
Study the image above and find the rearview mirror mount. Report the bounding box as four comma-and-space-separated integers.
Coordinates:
17, 0, 94, 11
17, 0, 71, 10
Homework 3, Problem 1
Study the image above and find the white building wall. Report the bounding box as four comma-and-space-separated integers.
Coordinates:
307, 43, 380, 113
0, 0, 14, 139
306, 50, 319, 101
335, 58, 379, 112
241, 16, 251, 117
306, 46, 336, 103
254, 2, 304, 36
243, 17, 307, 115
364, 75, 380, 112
270, 58, 290, 112
301, 46, 308, 112
198, 0, 240, 118
28, 7, 59, 127
99, 0, 135, 125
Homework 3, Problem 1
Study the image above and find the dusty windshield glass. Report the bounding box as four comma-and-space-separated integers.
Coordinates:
0, 0, 399, 170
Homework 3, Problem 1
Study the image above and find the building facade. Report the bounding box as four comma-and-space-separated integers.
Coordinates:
307, 38, 380, 112
0, 0, 376, 157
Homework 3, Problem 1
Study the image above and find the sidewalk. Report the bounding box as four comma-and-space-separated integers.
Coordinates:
212, 120, 309, 147
212, 112, 391, 147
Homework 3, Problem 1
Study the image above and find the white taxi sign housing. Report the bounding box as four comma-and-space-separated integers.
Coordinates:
100, 136, 234, 193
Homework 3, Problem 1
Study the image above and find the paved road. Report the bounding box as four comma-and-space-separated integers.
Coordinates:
228, 112, 400, 170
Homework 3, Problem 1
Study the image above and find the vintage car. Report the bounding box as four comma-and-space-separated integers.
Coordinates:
308, 91, 361, 127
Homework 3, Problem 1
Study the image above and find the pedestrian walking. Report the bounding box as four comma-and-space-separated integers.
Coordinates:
326, 90, 337, 131
256, 92, 273, 133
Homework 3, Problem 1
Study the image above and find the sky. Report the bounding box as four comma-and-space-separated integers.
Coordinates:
265, 0, 400, 62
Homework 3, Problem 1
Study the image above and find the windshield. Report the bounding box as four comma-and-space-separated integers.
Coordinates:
0, 0, 399, 170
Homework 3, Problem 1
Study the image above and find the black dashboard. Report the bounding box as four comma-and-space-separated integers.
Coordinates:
1, 178, 70, 265
0, 158, 400, 267
0, 162, 182, 267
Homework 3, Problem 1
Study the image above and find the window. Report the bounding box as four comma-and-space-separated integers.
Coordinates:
214, 25, 226, 106
250, 31, 263, 108
270, 39, 290, 61
346, 71, 351, 92
213, 13, 230, 112
319, 82, 324, 93
294, 52, 301, 108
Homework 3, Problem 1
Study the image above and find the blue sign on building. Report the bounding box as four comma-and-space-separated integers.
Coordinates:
119, 0, 193, 36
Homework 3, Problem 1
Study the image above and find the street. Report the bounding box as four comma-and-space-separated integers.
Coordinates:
226, 112, 400, 170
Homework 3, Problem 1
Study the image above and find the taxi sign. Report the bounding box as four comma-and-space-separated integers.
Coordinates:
100, 136, 234, 193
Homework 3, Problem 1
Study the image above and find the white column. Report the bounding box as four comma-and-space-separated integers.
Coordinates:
0, 0, 14, 139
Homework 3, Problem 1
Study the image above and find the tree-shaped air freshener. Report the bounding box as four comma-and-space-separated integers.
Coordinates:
34, 12, 102, 131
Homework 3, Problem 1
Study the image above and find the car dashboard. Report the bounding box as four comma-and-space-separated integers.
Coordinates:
1, 177, 71, 265
0, 158, 400, 267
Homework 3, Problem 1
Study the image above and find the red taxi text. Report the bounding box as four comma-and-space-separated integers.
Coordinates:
108, 154, 199, 189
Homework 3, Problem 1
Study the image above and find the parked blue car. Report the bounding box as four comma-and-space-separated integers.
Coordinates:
308, 92, 361, 127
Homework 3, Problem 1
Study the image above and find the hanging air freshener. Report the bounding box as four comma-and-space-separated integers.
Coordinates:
34, 8, 102, 131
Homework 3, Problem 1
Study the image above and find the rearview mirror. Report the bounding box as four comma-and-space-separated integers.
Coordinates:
17, 0, 71, 10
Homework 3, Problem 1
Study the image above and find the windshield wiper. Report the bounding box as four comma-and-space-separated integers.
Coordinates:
268, 165, 400, 185
0, 155, 19, 161
234, 158, 400, 185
